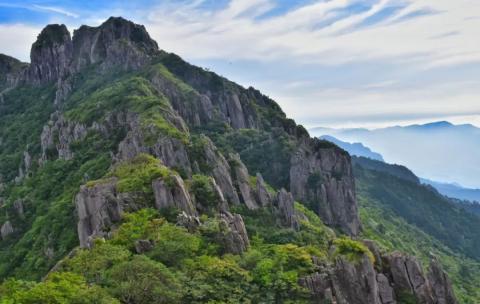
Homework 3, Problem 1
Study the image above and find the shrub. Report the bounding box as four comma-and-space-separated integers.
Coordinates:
332, 237, 375, 264
106, 255, 182, 304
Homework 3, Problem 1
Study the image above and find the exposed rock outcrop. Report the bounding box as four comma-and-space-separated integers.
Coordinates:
300, 242, 458, 304
40, 112, 87, 162
290, 139, 360, 236
116, 113, 191, 175
274, 189, 301, 229
199, 136, 240, 205
25, 24, 73, 86
230, 153, 258, 210
0, 220, 14, 240
13, 199, 25, 219
72, 17, 158, 72
219, 212, 250, 254
428, 258, 458, 304
75, 179, 122, 248
331, 255, 382, 304
255, 173, 272, 207
152, 174, 196, 216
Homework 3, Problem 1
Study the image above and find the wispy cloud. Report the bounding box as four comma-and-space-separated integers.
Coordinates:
32, 4, 79, 18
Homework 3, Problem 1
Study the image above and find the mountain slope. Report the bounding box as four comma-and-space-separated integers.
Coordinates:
0, 17, 464, 303
354, 157, 480, 302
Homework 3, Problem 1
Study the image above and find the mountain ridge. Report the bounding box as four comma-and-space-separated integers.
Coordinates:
0, 17, 468, 303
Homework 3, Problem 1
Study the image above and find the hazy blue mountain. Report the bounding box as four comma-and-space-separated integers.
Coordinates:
310, 121, 480, 188
320, 135, 384, 161
421, 178, 480, 202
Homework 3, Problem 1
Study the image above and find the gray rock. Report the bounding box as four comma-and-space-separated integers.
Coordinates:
275, 189, 300, 229
385, 252, 437, 304
363, 239, 383, 269
13, 199, 25, 219
0, 220, 14, 240
71, 17, 158, 72
290, 139, 360, 236
200, 136, 240, 205
331, 255, 382, 304
24, 24, 73, 85
377, 273, 396, 304
152, 175, 196, 216
427, 258, 458, 304
255, 173, 272, 206
219, 212, 250, 254
116, 114, 192, 175
75, 179, 123, 248
299, 272, 335, 303
40, 112, 88, 163
230, 153, 258, 210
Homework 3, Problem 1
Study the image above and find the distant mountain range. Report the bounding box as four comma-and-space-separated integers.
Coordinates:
319, 135, 384, 161
311, 121, 480, 189
420, 178, 480, 203
320, 134, 480, 205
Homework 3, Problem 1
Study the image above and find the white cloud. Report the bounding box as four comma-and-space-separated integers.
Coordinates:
144, 0, 480, 67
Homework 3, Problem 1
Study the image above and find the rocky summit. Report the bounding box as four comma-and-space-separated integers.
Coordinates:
0, 17, 468, 303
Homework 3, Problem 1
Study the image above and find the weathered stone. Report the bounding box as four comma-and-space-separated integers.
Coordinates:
299, 272, 335, 303
230, 153, 257, 210
134, 239, 154, 254
427, 258, 458, 304
290, 139, 360, 236
72, 17, 158, 72
0, 220, 14, 240
200, 136, 240, 205
385, 252, 436, 304
13, 199, 25, 219
377, 273, 396, 304
219, 212, 249, 254
75, 179, 122, 248
255, 173, 272, 206
25, 24, 73, 85
40, 112, 88, 163
331, 254, 382, 304
152, 175, 196, 216
275, 189, 300, 229
116, 114, 192, 175
363, 239, 383, 269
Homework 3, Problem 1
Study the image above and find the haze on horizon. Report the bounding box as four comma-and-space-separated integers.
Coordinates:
0, 0, 479, 129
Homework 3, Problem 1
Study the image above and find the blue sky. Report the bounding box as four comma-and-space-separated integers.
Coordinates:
1, 0, 480, 129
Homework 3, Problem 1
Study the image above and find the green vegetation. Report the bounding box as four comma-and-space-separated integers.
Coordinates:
357, 164, 480, 303
332, 237, 375, 264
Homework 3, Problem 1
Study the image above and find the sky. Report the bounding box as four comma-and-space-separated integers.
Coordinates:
0, 0, 480, 129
